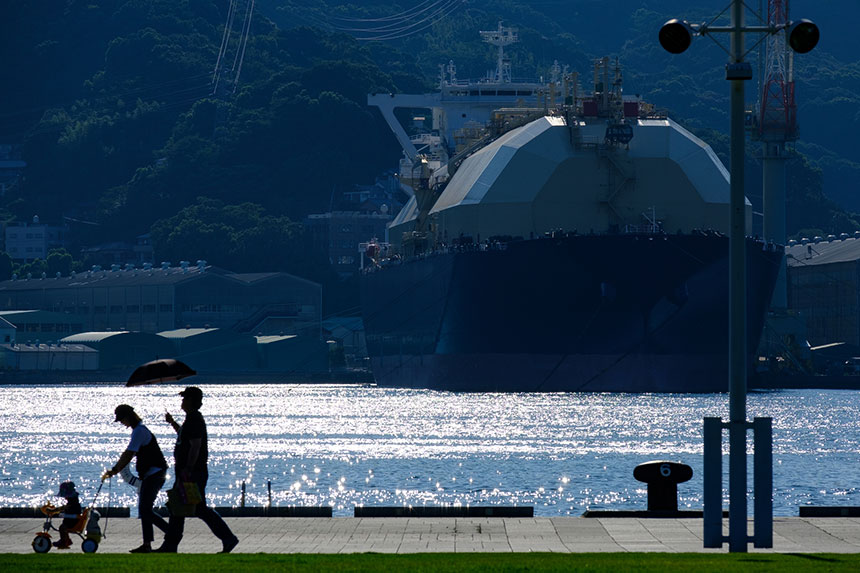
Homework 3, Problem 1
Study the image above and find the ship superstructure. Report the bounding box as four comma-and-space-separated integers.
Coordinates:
368, 23, 563, 197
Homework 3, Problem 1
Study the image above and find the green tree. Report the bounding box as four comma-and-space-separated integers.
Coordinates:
150, 198, 307, 272
46, 249, 74, 277
15, 258, 47, 279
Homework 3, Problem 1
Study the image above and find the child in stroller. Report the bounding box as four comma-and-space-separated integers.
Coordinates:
33, 480, 103, 553
51, 481, 81, 549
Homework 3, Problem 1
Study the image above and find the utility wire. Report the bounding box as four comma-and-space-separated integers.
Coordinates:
348, 0, 459, 37
334, 0, 451, 31
332, 0, 440, 23
352, 0, 464, 42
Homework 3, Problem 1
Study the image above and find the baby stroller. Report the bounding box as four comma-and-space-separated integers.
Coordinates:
32, 481, 106, 553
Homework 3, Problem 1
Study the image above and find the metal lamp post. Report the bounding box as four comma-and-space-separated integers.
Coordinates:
659, 2, 818, 552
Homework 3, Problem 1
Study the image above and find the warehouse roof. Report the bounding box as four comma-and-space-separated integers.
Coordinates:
785, 235, 860, 267
61, 331, 129, 343
0, 265, 320, 291
0, 310, 83, 324
255, 335, 297, 344
0, 343, 96, 354
159, 328, 220, 339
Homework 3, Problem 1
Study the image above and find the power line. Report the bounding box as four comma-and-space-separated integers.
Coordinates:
352, 0, 465, 42
326, 0, 465, 41
332, 0, 440, 24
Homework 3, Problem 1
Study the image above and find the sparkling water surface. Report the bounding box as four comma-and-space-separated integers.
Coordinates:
1, 384, 858, 517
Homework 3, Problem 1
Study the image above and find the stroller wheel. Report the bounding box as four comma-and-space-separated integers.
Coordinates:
81, 538, 98, 553
32, 535, 52, 553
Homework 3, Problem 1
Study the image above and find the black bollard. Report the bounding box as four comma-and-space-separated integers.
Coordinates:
633, 461, 693, 512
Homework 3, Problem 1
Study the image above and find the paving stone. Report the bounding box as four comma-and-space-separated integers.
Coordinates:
3, 517, 860, 554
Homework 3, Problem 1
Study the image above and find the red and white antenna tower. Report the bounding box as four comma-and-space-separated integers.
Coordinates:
758, 0, 796, 142
755, 0, 795, 309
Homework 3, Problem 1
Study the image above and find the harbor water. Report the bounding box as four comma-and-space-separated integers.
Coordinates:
1, 384, 858, 517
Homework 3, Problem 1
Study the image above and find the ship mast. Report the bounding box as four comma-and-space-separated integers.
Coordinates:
479, 22, 518, 83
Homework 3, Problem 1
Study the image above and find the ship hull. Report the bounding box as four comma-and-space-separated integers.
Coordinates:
361, 234, 782, 393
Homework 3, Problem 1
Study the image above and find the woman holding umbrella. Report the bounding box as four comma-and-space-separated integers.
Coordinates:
102, 404, 170, 553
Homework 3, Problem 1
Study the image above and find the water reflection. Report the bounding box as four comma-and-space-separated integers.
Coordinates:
0, 385, 857, 516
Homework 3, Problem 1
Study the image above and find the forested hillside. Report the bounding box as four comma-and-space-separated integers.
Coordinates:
1, 0, 857, 287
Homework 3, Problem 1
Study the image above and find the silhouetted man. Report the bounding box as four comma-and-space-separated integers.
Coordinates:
155, 386, 238, 553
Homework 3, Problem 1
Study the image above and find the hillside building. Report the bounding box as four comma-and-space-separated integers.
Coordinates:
80, 234, 154, 267
5, 216, 68, 262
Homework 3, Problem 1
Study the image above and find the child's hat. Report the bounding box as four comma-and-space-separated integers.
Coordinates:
57, 481, 76, 497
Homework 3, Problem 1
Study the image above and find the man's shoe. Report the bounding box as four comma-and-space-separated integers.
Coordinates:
219, 536, 239, 554
153, 545, 177, 553
53, 540, 72, 549
130, 544, 152, 553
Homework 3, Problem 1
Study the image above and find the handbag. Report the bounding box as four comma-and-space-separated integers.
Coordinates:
166, 485, 197, 517
178, 481, 202, 505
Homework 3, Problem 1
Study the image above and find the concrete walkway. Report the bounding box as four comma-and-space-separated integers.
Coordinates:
2, 517, 860, 554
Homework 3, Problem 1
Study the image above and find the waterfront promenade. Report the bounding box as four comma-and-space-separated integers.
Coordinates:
2, 516, 860, 554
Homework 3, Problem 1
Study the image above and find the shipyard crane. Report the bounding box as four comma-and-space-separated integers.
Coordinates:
751, 0, 795, 309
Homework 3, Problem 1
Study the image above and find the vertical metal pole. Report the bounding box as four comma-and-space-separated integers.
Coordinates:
703, 417, 724, 547
268, 480, 272, 507
754, 417, 773, 547
728, 0, 749, 553
241, 481, 246, 507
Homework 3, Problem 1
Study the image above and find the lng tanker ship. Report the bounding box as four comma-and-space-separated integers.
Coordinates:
362, 46, 781, 392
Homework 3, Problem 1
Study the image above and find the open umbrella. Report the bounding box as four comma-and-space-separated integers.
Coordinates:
126, 358, 196, 387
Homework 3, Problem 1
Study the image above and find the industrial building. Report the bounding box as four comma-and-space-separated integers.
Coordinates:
0, 262, 321, 338
60, 331, 176, 369
786, 233, 860, 347
159, 327, 257, 371
306, 210, 393, 277
322, 316, 367, 366
0, 342, 97, 371
305, 173, 402, 277
0, 309, 86, 343
256, 334, 329, 373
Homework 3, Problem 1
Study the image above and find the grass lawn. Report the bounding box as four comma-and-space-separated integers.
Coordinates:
3, 553, 860, 572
